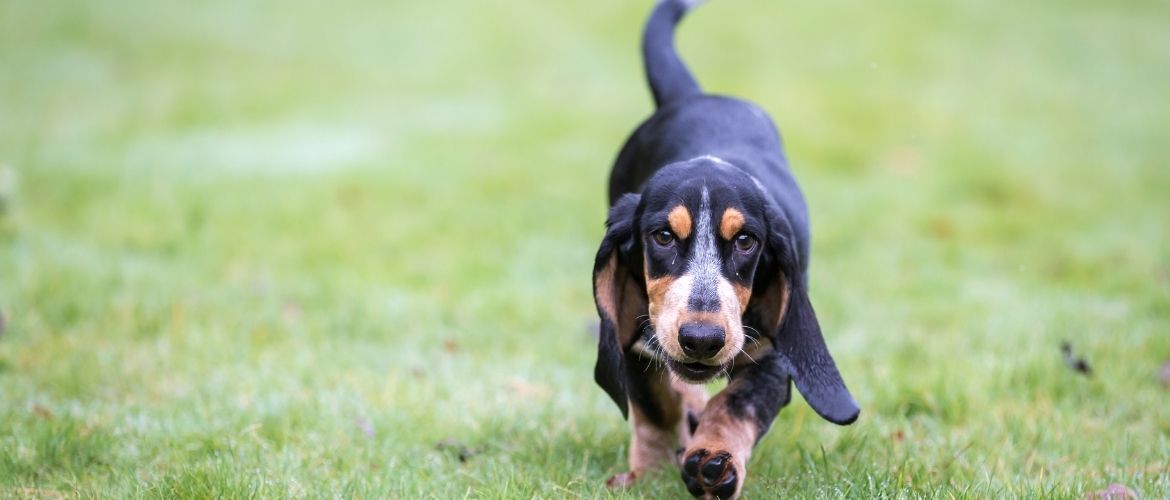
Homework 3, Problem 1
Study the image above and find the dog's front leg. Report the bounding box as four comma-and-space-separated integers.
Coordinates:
608, 355, 709, 488
679, 352, 791, 499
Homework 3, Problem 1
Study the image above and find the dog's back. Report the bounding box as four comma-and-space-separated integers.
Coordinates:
608, 0, 810, 269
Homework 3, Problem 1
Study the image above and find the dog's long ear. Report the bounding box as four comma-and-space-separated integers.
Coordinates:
758, 207, 860, 425
592, 193, 645, 420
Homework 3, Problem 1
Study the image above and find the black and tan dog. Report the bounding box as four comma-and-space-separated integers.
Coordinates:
591, 1, 860, 498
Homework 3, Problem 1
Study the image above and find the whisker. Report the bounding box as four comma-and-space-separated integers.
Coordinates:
653, 339, 667, 357
636, 315, 655, 335
741, 326, 766, 355
742, 325, 764, 341
737, 345, 759, 366
643, 343, 658, 373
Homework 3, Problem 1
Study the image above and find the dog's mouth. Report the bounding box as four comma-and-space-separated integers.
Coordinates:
668, 358, 725, 383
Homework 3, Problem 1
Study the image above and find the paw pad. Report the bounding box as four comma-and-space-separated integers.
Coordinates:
680, 448, 738, 498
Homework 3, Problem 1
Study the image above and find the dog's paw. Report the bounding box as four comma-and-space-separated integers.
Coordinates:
605, 471, 638, 489
680, 448, 741, 499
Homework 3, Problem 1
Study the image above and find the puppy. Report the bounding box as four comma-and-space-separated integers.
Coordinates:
591, 1, 860, 498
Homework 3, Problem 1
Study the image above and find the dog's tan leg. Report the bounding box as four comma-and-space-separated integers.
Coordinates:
679, 353, 792, 499
607, 358, 710, 488
672, 376, 709, 450
678, 386, 759, 499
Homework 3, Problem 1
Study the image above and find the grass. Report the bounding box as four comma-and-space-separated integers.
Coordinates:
1, 0, 1168, 497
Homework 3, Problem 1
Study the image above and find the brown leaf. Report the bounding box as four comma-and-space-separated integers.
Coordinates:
442, 338, 460, 354
891, 430, 905, 443
32, 405, 54, 420
927, 217, 954, 240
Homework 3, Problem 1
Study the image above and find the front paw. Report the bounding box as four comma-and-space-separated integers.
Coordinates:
680, 448, 741, 499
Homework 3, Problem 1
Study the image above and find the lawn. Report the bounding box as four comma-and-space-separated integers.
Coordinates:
1, 0, 1168, 497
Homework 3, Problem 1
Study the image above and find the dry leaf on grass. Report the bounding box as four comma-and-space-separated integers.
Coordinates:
32, 405, 54, 419
891, 430, 905, 443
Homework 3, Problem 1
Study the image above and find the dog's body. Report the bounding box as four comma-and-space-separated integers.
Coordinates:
592, 1, 860, 498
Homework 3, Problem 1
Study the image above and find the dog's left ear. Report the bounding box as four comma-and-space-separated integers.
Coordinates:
756, 207, 860, 425
592, 194, 645, 419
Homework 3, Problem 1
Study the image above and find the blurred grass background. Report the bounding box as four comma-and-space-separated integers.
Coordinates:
1, 0, 1168, 497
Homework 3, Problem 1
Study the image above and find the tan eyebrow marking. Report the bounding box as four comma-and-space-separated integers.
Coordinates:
668, 205, 692, 239
720, 208, 745, 240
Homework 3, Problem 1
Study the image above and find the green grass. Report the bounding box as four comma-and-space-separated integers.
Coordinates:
2, 0, 1169, 497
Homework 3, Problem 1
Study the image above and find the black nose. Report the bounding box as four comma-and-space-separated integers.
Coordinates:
678, 323, 725, 359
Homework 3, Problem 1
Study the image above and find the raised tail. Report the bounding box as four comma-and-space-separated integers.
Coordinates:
642, 0, 704, 108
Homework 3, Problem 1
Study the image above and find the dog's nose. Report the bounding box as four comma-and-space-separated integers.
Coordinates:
678, 323, 725, 359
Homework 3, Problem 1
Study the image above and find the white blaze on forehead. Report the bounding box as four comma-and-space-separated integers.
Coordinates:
687, 187, 722, 311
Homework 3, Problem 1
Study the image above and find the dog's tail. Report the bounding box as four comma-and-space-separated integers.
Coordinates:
643, 0, 704, 108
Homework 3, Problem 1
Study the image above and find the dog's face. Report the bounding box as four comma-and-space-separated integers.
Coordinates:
593, 156, 858, 423
637, 160, 768, 382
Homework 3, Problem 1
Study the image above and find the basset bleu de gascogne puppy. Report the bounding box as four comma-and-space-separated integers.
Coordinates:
591, 1, 860, 498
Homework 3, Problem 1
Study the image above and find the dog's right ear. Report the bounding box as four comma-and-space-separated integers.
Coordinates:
592, 193, 645, 419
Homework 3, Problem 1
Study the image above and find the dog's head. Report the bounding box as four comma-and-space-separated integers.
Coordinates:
593, 156, 858, 424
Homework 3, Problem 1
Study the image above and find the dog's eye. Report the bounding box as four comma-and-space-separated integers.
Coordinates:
734, 233, 757, 253
652, 230, 675, 247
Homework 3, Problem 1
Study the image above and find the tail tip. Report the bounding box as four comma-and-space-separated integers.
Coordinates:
660, 0, 705, 12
